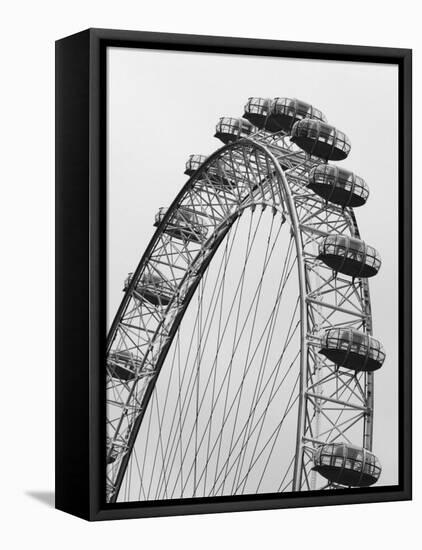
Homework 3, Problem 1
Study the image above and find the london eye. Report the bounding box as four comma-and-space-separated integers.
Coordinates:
105, 97, 384, 503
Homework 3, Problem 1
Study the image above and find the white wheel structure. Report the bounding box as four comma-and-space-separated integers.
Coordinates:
106, 98, 385, 503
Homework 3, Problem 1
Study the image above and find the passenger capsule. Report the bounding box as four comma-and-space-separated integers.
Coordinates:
184, 154, 208, 176
291, 119, 351, 161
318, 235, 381, 278
125, 272, 173, 306
154, 206, 208, 243
307, 165, 369, 208
107, 350, 142, 381
185, 154, 235, 188
271, 98, 327, 132
243, 97, 275, 130
319, 328, 385, 372
214, 117, 255, 144
313, 443, 381, 487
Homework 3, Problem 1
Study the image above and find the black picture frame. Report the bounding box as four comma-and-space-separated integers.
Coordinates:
55, 28, 412, 521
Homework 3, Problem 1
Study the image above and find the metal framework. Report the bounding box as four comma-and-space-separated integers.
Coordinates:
105, 110, 381, 503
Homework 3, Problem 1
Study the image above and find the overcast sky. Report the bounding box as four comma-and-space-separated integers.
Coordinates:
107, 47, 398, 487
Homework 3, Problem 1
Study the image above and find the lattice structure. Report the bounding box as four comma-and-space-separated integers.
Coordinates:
105, 99, 383, 502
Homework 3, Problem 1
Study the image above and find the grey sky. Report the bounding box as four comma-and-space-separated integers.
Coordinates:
107, 47, 398, 487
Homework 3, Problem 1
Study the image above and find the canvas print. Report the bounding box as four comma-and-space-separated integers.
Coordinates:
105, 48, 398, 504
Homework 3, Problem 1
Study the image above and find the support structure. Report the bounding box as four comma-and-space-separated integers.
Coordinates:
106, 112, 381, 502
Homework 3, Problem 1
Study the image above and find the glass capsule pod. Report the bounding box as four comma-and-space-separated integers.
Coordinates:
124, 272, 173, 307
243, 97, 276, 130
318, 234, 381, 278
185, 154, 235, 188
319, 328, 385, 372
291, 119, 351, 161
214, 117, 255, 144
307, 165, 369, 208
184, 154, 208, 176
313, 443, 382, 487
270, 97, 327, 132
107, 350, 142, 381
154, 206, 208, 243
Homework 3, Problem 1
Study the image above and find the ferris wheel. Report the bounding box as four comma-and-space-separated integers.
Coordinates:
105, 97, 385, 504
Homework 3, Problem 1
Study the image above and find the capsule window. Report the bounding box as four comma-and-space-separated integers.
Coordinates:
334, 457, 343, 467
313, 108, 326, 121
321, 129, 333, 144
344, 179, 352, 191
333, 445, 344, 457
339, 340, 349, 350
335, 236, 347, 248
307, 122, 319, 139
245, 97, 272, 115
286, 100, 296, 116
